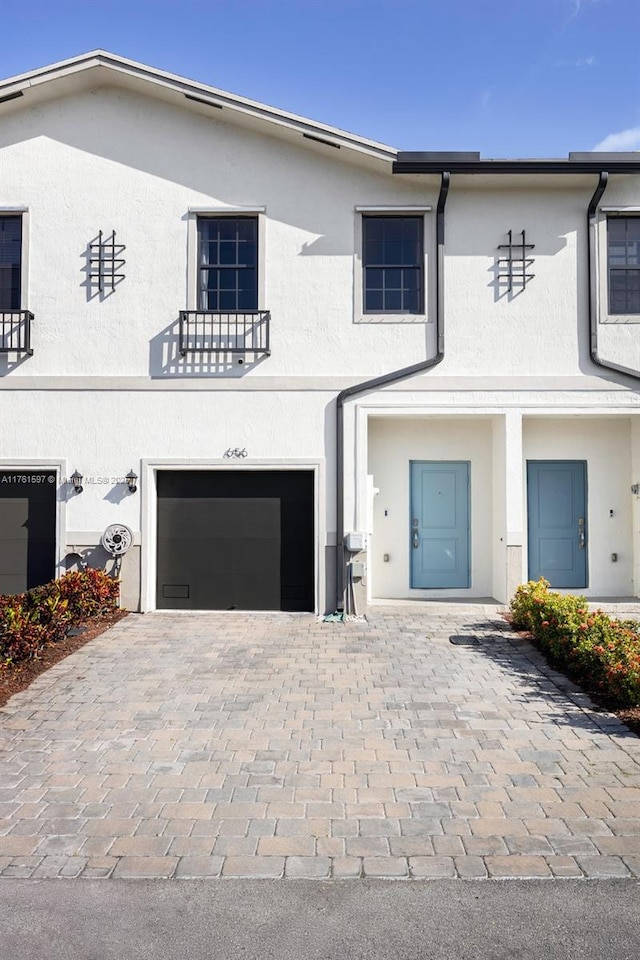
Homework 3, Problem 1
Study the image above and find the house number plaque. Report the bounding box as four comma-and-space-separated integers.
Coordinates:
224, 448, 248, 459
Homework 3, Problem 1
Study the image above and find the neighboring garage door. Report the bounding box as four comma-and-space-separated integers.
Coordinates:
156, 470, 314, 611
0, 471, 57, 595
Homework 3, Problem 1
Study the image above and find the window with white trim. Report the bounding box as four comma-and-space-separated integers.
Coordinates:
607, 216, 640, 315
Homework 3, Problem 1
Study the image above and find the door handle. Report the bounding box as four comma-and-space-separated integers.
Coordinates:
578, 517, 586, 549
412, 531, 419, 549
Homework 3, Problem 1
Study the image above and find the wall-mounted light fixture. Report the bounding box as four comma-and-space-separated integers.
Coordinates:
126, 470, 138, 494
632, 483, 640, 496
70, 469, 84, 494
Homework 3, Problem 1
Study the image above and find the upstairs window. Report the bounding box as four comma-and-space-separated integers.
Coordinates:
198, 216, 258, 311
608, 216, 640, 315
363, 215, 423, 314
0, 215, 22, 310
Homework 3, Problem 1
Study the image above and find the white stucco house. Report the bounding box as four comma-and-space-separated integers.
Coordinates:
1, 51, 639, 613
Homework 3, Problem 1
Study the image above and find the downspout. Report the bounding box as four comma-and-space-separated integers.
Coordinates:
588, 171, 640, 380
334, 171, 451, 608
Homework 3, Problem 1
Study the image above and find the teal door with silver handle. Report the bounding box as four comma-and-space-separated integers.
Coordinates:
410, 461, 470, 589
527, 460, 587, 589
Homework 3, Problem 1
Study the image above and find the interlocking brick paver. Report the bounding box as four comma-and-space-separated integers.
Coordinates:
174, 856, 223, 878
112, 856, 178, 878
485, 856, 551, 878
285, 856, 331, 878
409, 856, 455, 878
2, 606, 640, 879
363, 856, 408, 877
221, 856, 284, 878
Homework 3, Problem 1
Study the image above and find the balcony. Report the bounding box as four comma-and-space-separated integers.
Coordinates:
179, 311, 270, 358
0, 311, 33, 355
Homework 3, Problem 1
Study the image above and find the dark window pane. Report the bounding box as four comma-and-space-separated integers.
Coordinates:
202, 268, 219, 291
366, 268, 383, 290
402, 218, 420, 237
384, 240, 402, 265
363, 217, 383, 241
365, 289, 383, 311
218, 219, 237, 240
403, 288, 419, 312
362, 215, 423, 313
627, 239, 640, 267
609, 269, 640, 314
218, 269, 236, 291
609, 241, 628, 267
198, 220, 213, 244
219, 290, 237, 311
385, 268, 402, 290
625, 270, 640, 312
384, 290, 402, 311
400, 239, 421, 265
608, 217, 640, 268
381, 219, 402, 241
218, 241, 236, 265
197, 216, 258, 311
238, 289, 255, 310
238, 269, 256, 293
365, 241, 384, 266
608, 218, 625, 242
403, 268, 419, 291
0, 216, 22, 310
238, 240, 256, 268
236, 219, 257, 241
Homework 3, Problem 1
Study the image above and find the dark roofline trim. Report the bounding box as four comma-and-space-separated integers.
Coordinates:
394, 153, 640, 175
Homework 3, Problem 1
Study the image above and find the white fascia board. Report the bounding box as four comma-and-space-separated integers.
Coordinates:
188, 206, 267, 214
0, 50, 399, 164
355, 205, 432, 212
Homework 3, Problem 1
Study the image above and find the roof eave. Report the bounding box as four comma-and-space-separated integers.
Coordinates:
0, 50, 398, 164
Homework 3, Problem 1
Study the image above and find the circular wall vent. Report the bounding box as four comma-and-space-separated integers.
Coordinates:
101, 524, 134, 556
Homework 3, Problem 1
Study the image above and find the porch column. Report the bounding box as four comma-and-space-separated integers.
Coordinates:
492, 411, 524, 603
505, 410, 525, 600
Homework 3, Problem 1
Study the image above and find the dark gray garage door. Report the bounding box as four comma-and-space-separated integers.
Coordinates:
156, 470, 314, 611
0, 471, 57, 595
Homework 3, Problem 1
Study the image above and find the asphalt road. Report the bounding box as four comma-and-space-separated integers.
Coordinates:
1, 879, 639, 959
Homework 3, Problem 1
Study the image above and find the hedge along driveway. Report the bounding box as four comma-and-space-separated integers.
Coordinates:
1, 609, 640, 880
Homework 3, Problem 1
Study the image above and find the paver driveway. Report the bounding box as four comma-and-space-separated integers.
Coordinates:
2, 609, 640, 880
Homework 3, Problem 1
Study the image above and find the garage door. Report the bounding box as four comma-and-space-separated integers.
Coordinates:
156, 470, 314, 611
0, 471, 57, 595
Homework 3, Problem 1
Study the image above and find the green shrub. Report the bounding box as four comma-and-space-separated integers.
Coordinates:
510, 578, 640, 708
0, 569, 120, 670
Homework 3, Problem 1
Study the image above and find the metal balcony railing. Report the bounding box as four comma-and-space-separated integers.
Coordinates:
179, 310, 270, 358
0, 311, 34, 355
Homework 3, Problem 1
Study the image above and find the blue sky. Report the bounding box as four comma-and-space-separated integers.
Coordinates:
1, 0, 638, 156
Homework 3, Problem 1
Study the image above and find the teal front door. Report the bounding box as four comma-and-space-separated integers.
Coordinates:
527, 461, 587, 589
410, 461, 470, 589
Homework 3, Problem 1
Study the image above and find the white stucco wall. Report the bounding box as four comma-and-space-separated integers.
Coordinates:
0, 85, 638, 381
522, 417, 634, 597
0, 86, 439, 380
